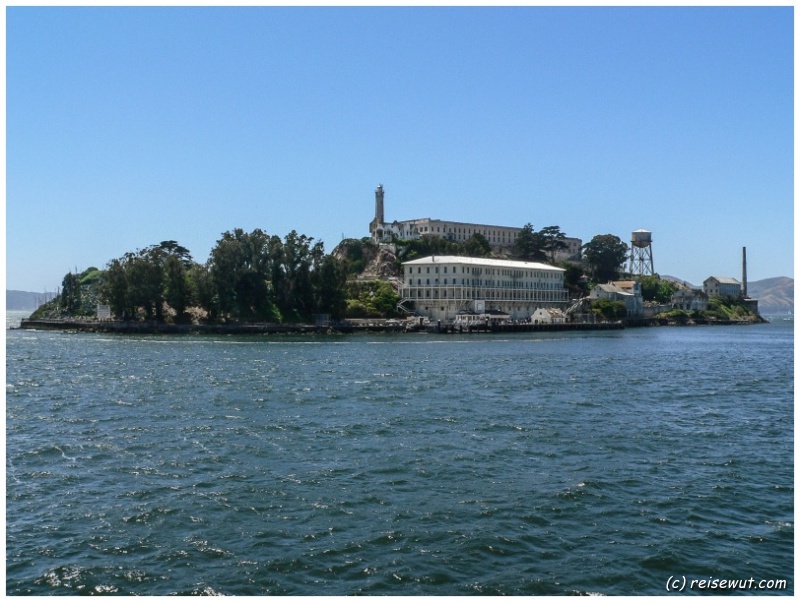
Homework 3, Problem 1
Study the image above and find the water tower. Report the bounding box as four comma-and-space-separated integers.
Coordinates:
629, 229, 654, 276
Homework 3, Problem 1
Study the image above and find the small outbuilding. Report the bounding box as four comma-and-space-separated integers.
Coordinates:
671, 289, 709, 311
531, 307, 567, 325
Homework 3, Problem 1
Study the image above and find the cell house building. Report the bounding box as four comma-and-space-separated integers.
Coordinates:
369, 184, 582, 261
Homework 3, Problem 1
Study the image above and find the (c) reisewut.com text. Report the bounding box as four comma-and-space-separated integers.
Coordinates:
666, 576, 788, 593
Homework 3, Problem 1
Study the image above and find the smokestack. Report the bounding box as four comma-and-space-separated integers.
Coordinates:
742, 246, 748, 298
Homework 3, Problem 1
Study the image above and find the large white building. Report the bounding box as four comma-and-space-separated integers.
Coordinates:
398, 255, 569, 322
369, 184, 582, 261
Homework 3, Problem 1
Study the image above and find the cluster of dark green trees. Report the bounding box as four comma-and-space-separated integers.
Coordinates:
393, 231, 493, 262
101, 230, 347, 323
513, 224, 569, 262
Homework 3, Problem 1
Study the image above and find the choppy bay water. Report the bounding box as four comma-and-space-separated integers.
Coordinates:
6, 317, 794, 595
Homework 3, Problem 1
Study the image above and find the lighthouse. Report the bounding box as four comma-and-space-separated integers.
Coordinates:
369, 184, 385, 242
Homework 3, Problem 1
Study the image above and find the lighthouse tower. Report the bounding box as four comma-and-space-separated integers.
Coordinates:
369, 184, 385, 242
629, 229, 654, 276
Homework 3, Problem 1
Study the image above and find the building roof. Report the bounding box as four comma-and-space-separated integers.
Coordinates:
389, 217, 522, 230
672, 289, 707, 298
401, 255, 565, 272
705, 276, 741, 285
593, 283, 633, 296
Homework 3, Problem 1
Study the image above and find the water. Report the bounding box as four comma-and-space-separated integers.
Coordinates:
6, 317, 793, 595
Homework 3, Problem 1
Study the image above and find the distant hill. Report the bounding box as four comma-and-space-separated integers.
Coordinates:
662, 275, 697, 289
746, 277, 794, 315
6, 290, 56, 311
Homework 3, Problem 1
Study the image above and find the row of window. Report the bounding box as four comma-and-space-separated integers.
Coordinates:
406, 289, 568, 301
415, 225, 518, 237
407, 279, 562, 289
406, 266, 560, 278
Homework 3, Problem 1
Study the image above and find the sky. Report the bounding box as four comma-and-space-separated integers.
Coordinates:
6, 6, 794, 293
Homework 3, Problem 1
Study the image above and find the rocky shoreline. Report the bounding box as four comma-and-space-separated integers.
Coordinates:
17, 316, 764, 335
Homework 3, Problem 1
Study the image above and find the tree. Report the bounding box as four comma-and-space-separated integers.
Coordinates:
370, 280, 400, 317
398, 235, 456, 262
514, 223, 547, 262
313, 256, 348, 319
60, 272, 82, 315
591, 298, 627, 321
582, 234, 629, 282
189, 262, 218, 320
164, 254, 193, 322
561, 262, 585, 291
103, 258, 131, 319
101, 240, 197, 322
272, 230, 323, 322
461, 232, 492, 257
210, 228, 278, 322
539, 225, 569, 262
157, 240, 192, 266
638, 275, 678, 303
126, 250, 164, 320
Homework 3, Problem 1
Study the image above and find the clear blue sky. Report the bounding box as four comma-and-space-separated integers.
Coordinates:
7, 6, 794, 293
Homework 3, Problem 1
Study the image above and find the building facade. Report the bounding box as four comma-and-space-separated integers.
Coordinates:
589, 281, 644, 318
398, 255, 569, 322
369, 185, 582, 261
703, 276, 742, 299
671, 289, 709, 311
531, 307, 567, 324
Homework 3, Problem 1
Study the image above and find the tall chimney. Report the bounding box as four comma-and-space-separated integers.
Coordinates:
742, 246, 748, 298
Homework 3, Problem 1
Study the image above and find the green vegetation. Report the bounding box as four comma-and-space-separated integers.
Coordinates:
343, 281, 400, 319
393, 232, 492, 262
338, 237, 379, 276
34, 232, 348, 324
513, 223, 568, 262
582, 234, 629, 282
704, 298, 756, 321
637, 275, 678, 303
590, 298, 627, 321
656, 299, 760, 324
654, 308, 693, 324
